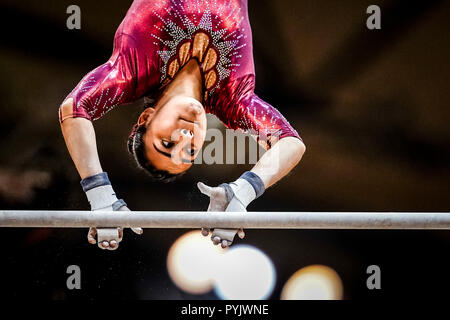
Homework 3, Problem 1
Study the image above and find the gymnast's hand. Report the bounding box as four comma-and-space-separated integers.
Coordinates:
87, 205, 143, 250
197, 182, 245, 248
197, 172, 265, 248
81, 172, 143, 251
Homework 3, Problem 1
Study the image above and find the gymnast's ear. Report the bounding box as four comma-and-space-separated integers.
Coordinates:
137, 107, 155, 126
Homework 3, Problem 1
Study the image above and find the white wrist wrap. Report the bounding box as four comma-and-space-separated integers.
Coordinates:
229, 178, 257, 208
85, 185, 119, 211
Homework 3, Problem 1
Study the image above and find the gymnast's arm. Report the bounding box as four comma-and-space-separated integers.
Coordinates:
250, 136, 305, 189
59, 98, 142, 250
197, 97, 305, 247
60, 99, 103, 180
207, 77, 306, 190
197, 136, 305, 247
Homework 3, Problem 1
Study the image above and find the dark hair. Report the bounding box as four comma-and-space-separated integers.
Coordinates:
127, 122, 184, 183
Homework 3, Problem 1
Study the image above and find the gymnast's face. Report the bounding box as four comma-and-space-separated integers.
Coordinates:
137, 96, 207, 174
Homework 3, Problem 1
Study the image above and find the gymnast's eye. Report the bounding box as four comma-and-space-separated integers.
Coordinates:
162, 140, 175, 149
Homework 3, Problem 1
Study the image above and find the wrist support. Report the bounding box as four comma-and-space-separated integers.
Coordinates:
80, 172, 126, 211
222, 171, 265, 208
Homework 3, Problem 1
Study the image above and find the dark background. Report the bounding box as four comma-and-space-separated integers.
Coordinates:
0, 0, 449, 300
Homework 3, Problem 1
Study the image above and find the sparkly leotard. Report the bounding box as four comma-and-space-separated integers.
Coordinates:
60, 0, 301, 144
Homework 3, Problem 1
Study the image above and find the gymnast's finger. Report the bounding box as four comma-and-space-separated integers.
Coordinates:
197, 182, 213, 196
100, 241, 110, 249
87, 228, 97, 245
131, 227, 143, 235
201, 227, 210, 236
109, 240, 118, 249
221, 239, 230, 248
237, 228, 245, 239
212, 236, 221, 245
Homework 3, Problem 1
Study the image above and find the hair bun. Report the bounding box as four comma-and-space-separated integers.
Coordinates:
127, 123, 140, 154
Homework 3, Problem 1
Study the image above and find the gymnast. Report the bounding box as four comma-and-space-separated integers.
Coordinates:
59, 0, 306, 250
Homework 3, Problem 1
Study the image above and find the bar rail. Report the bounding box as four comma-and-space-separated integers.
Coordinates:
0, 210, 449, 229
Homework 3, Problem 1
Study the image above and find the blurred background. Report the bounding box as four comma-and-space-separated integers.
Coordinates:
0, 0, 449, 300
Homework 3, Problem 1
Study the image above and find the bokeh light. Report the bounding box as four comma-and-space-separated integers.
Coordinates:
213, 245, 276, 300
281, 265, 343, 300
167, 230, 225, 294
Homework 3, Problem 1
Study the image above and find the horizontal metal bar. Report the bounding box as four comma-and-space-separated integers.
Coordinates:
0, 210, 449, 229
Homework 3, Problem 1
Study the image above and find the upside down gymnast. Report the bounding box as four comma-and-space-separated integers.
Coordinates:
59, 0, 306, 250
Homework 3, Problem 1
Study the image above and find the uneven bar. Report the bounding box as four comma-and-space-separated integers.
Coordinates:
0, 210, 449, 229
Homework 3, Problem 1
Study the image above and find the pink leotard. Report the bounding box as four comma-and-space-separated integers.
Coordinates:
60, 0, 301, 144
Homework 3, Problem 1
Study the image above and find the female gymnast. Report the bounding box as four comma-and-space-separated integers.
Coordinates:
59, 0, 306, 250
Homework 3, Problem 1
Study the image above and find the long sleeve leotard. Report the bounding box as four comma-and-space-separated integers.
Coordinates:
59, 0, 301, 145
